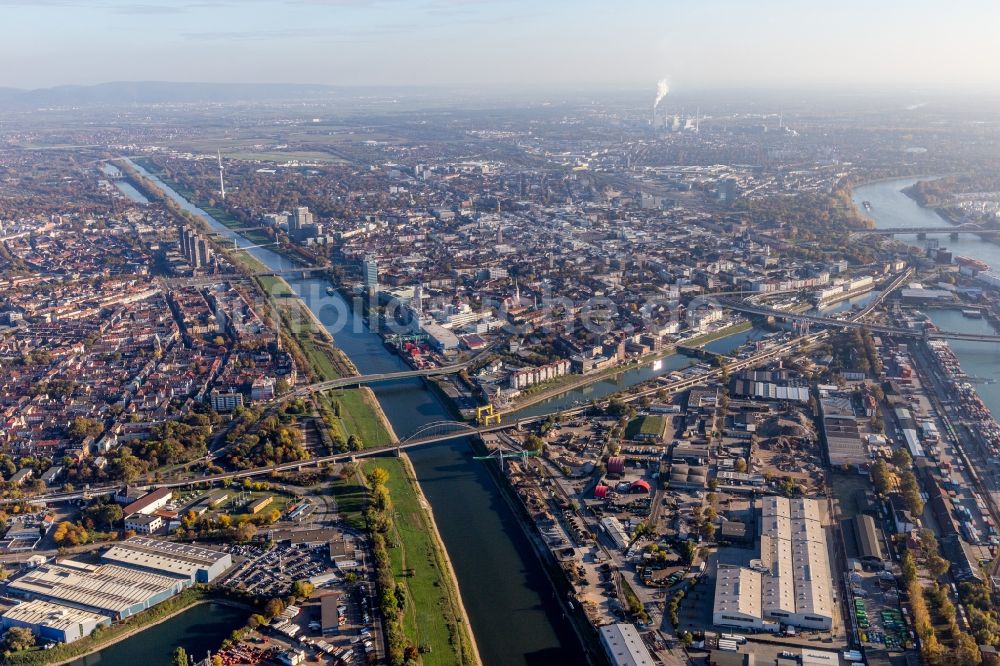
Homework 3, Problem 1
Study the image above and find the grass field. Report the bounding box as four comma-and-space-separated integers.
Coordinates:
681, 321, 753, 348
364, 458, 478, 666
227, 491, 294, 523
224, 150, 347, 163
625, 414, 666, 440
328, 472, 368, 531
327, 389, 393, 448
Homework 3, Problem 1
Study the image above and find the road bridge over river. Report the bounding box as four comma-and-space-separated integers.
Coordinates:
857, 224, 1000, 236
723, 301, 1000, 342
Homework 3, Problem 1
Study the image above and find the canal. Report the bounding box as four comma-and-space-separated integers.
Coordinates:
125, 160, 586, 665
67, 602, 247, 666
853, 177, 1000, 416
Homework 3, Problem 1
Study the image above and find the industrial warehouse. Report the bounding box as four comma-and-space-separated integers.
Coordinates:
101, 537, 232, 584
713, 496, 835, 632
1, 537, 232, 643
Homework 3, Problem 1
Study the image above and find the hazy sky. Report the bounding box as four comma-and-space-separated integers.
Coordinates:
3, 0, 999, 92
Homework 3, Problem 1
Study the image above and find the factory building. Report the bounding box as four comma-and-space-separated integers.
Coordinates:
422, 321, 460, 352
599, 623, 656, 666
1, 538, 232, 645
122, 488, 172, 516
853, 514, 885, 565
7, 560, 185, 621
713, 497, 834, 631
1, 600, 110, 644
101, 537, 232, 584
819, 393, 867, 466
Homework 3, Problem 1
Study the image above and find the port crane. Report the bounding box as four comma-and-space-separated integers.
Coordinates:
476, 404, 501, 426
473, 447, 539, 473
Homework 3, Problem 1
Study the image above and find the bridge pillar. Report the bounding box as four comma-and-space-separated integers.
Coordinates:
950, 232, 959, 241
917, 232, 926, 240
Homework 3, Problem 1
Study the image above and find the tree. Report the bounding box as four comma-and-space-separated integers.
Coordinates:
870, 459, 892, 496
68, 416, 102, 441
171, 647, 188, 666
954, 630, 981, 666
734, 457, 747, 473
524, 434, 545, 452
901, 550, 918, 585
3, 627, 35, 652
682, 540, 697, 565
348, 434, 364, 451
235, 522, 257, 542
292, 580, 315, 599
899, 470, 925, 515
264, 597, 286, 618
891, 447, 912, 470
927, 553, 950, 579
181, 510, 198, 529
367, 467, 390, 488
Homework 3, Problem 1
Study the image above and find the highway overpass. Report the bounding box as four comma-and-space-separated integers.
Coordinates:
723, 300, 1000, 342
285, 363, 473, 398
858, 225, 1000, 236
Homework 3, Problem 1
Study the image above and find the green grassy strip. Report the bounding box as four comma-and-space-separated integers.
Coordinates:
680, 320, 753, 348
329, 389, 393, 448
363, 459, 478, 666
328, 473, 368, 531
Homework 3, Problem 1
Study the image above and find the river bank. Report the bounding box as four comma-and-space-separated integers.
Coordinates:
397, 454, 482, 666
679, 320, 753, 349
117, 157, 491, 659
499, 347, 681, 417
470, 437, 604, 665
118, 157, 390, 447
123, 156, 587, 664
60, 598, 250, 666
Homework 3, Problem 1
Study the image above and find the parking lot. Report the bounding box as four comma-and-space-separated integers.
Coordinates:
848, 568, 913, 653
223, 542, 334, 597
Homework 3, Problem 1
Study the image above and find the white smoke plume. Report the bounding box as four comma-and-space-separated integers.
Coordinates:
654, 78, 669, 110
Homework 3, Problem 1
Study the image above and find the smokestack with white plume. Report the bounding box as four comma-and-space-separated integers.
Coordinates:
654, 78, 669, 110
652, 78, 669, 128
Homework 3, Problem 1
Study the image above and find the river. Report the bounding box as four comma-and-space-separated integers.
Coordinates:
124, 160, 586, 665
67, 602, 247, 666
853, 178, 1000, 417
100, 164, 150, 205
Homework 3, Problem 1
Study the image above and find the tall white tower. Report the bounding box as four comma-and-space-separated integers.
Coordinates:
217, 151, 226, 201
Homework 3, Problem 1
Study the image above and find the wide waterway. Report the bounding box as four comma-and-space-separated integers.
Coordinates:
67, 602, 247, 666
100, 163, 150, 205
853, 177, 1000, 416
124, 160, 586, 665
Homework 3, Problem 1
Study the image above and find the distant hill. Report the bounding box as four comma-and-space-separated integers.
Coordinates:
0, 81, 352, 109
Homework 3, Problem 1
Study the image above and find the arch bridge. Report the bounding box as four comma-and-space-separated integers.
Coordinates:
394, 420, 487, 453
